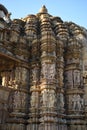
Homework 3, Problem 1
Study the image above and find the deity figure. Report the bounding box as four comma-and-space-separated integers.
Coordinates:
41, 63, 56, 79
57, 93, 64, 109
20, 92, 27, 108
13, 91, 21, 109
71, 94, 84, 111
42, 89, 48, 106
15, 67, 26, 84
73, 70, 80, 86
32, 67, 39, 82
30, 91, 39, 107
13, 91, 26, 110
65, 70, 73, 88
58, 69, 63, 84
15, 67, 21, 82
48, 90, 56, 107
42, 89, 56, 107
21, 68, 29, 82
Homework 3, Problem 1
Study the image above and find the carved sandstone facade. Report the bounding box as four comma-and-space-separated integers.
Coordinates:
0, 4, 87, 130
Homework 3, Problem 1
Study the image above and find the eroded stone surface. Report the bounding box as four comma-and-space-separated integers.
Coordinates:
0, 4, 87, 130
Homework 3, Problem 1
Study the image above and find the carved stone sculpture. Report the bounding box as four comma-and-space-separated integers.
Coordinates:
30, 91, 39, 107
42, 89, 48, 106
57, 93, 64, 109
0, 4, 87, 130
41, 63, 56, 79
71, 95, 84, 111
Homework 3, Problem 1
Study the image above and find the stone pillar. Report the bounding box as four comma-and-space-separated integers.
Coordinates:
27, 63, 40, 130
7, 63, 29, 130
64, 38, 85, 130
52, 18, 69, 130
56, 38, 67, 129
27, 36, 40, 129
39, 58, 57, 130
39, 12, 57, 129
83, 72, 87, 129
24, 15, 37, 42
10, 19, 20, 43
82, 34, 87, 129
0, 86, 11, 130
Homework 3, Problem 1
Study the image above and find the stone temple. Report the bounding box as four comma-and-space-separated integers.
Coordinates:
0, 4, 87, 130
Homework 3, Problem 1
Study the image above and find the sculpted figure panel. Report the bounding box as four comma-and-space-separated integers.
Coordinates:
42, 89, 48, 106
48, 90, 56, 107
15, 67, 28, 83
57, 93, 64, 109
13, 91, 21, 109
15, 67, 21, 82
13, 91, 27, 110
10, 31, 19, 42
30, 91, 39, 107
71, 94, 84, 111
58, 68, 63, 84
73, 70, 80, 86
41, 63, 56, 79
32, 67, 39, 82
21, 68, 29, 82
42, 89, 56, 107
65, 70, 73, 88
65, 70, 81, 88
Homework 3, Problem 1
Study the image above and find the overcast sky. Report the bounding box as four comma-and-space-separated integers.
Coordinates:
0, 0, 87, 28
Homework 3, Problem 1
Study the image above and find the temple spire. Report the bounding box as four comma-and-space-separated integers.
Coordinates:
39, 5, 48, 13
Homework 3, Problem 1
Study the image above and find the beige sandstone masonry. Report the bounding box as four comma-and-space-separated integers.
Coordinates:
0, 4, 87, 130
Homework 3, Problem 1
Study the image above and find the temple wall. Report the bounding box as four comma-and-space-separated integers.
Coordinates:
0, 4, 87, 130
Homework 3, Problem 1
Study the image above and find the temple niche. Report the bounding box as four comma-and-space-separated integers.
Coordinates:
0, 4, 87, 130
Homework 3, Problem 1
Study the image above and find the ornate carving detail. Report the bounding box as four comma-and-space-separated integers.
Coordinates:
65, 70, 81, 88
41, 63, 56, 79
13, 91, 27, 111
0, 4, 87, 130
71, 95, 84, 111
57, 93, 64, 109
32, 67, 39, 82
30, 91, 39, 107
42, 89, 56, 107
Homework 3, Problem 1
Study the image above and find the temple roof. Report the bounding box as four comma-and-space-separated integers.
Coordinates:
0, 4, 8, 15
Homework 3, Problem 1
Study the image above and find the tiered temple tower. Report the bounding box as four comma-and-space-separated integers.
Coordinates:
0, 4, 87, 130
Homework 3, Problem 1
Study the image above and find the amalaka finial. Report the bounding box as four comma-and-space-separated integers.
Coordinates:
39, 5, 48, 13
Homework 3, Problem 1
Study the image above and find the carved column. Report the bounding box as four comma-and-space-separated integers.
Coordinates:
27, 39, 40, 130
24, 15, 38, 42
82, 35, 87, 129
0, 86, 10, 129
10, 19, 20, 43
53, 18, 69, 130
56, 38, 67, 130
64, 38, 85, 130
7, 63, 29, 130
39, 40, 57, 130
39, 13, 58, 130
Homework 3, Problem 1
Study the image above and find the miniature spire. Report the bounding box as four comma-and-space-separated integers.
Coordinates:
39, 5, 48, 13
